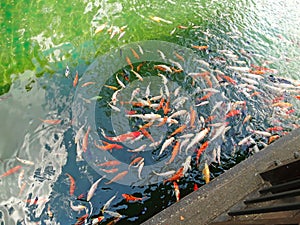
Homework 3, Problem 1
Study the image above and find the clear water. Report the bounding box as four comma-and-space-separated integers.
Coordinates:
0, 0, 300, 224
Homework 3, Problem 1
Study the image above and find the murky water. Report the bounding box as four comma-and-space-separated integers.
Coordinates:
0, 0, 300, 224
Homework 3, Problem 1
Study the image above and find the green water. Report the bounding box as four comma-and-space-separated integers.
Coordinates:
2, 0, 298, 96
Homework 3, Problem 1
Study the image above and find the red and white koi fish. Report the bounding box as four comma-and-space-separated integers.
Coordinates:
126, 113, 161, 121
0, 165, 22, 179
87, 176, 106, 201
92, 216, 104, 225
66, 173, 76, 196
173, 181, 180, 202
154, 65, 172, 73
225, 109, 241, 118
105, 170, 128, 185
251, 129, 272, 137
163, 166, 184, 184
104, 131, 142, 142
82, 126, 91, 152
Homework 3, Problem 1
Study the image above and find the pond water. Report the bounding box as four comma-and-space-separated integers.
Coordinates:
0, 0, 300, 224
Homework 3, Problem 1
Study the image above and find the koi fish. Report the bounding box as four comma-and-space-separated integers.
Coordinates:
173, 181, 180, 202
16, 157, 34, 166
126, 56, 134, 70
159, 137, 175, 156
73, 71, 79, 87
131, 70, 143, 81
105, 170, 128, 185
92, 216, 105, 225
18, 169, 25, 188
82, 126, 91, 152
271, 102, 293, 108
127, 144, 147, 152
150, 16, 172, 24
75, 125, 85, 144
154, 65, 172, 73
268, 135, 280, 144
104, 85, 119, 91
163, 97, 170, 115
193, 183, 199, 191
97, 160, 121, 167
267, 126, 283, 132
70, 201, 87, 213
152, 170, 175, 177
75, 213, 88, 225
122, 193, 143, 202
186, 128, 210, 153
191, 45, 208, 51
87, 176, 106, 201
94, 141, 123, 151
225, 109, 241, 118
130, 48, 140, 59
104, 131, 141, 142
66, 173, 76, 196
126, 113, 161, 121
100, 169, 118, 174
65, 65, 70, 77
39, 119, 62, 125
190, 106, 196, 128
196, 141, 209, 165
202, 162, 210, 184
168, 124, 187, 138
0, 165, 22, 179
163, 166, 184, 184
243, 115, 252, 124
81, 81, 96, 87
138, 161, 144, 179
166, 141, 180, 164
128, 157, 144, 168
220, 74, 237, 85
95, 23, 107, 34
102, 193, 118, 212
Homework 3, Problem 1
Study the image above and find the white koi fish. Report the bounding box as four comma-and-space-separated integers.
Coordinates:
75, 125, 85, 144
126, 113, 161, 121
111, 89, 121, 105
185, 128, 210, 153
138, 161, 144, 180
87, 176, 106, 201
129, 88, 140, 103
127, 144, 147, 152
159, 137, 174, 156
131, 70, 143, 81
102, 192, 118, 212
16, 157, 34, 166
169, 110, 187, 119
116, 75, 126, 88
70, 201, 87, 213
152, 170, 175, 177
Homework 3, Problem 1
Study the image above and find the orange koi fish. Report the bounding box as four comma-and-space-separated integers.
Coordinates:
82, 126, 91, 152
125, 110, 137, 115
191, 45, 208, 51
174, 52, 184, 61
73, 71, 79, 87
163, 167, 184, 184
178, 25, 188, 29
268, 135, 280, 144
243, 115, 252, 124
105, 170, 128, 185
249, 70, 265, 75
173, 181, 180, 202
203, 75, 213, 88
126, 56, 134, 70
104, 131, 141, 142
190, 106, 196, 128
197, 92, 213, 101
156, 97, 165, 111
156, 116, 168, 127
295, 96, 300, 100
75, 213, 88, 225
139, 128, 155, 142
163, 97, 171, 115
130, 48, 140, 59
166, 141, 180, 165
168, 124, 187, 138
100, 168, 119, 173
271, 102, 293, 108
39, 119, 62, 125
250, 91, 261, 97
202, 162, 210, 184
122, 193, 144, 202
140, 121, 154, 129
154, 65, 172, 73
225, 109, 241, 118
104, 85, 119, 91
204, 115, 216, 123
81, 81, 96, 87
97, 160, 121, 167
66, 173, 76, 196
137, 62, 145, 72
0, 165, 22, 179
220, 74, 237, 85
94, 141, 123, 151
196, 141, 209, 165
